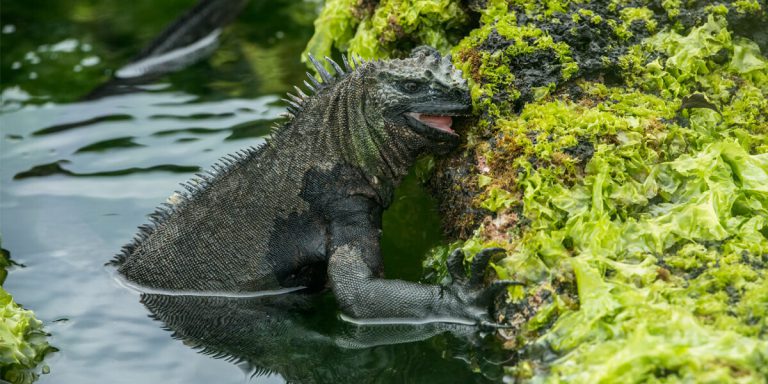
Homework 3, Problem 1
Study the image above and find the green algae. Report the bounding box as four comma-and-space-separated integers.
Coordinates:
304, 0, 469, 62
307, 0, 768, 382
0, 240, 55, 384
472, 15, 768, 380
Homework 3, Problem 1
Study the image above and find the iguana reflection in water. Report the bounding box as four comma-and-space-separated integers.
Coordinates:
140, 291, 506, 383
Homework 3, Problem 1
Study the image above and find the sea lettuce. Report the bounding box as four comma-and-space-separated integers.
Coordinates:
304, 0, 468, 61
0, 242, 54, 384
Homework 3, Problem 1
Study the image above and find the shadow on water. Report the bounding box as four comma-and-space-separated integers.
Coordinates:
1, 0, 512, 382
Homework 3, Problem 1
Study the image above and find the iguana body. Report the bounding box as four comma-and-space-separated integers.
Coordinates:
114, 48, 511, 324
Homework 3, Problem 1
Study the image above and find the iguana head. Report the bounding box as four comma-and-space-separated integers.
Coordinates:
363, 47, 471, 153
283, 48, 472, 187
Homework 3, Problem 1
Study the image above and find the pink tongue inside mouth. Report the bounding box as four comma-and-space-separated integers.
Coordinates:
416, 114, 453, 132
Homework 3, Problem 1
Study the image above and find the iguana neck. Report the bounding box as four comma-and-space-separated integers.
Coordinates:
281, 68, 422, 206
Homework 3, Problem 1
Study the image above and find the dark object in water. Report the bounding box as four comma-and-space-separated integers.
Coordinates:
84, 0, 249, 99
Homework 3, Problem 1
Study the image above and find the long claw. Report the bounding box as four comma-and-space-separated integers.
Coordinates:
447, 248, 466, 283
479, 320, 514, 331
478, 280, 524, 306
469, 248, 506, 287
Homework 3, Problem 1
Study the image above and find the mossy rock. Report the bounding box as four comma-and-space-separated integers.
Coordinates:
307, 0, 768, 382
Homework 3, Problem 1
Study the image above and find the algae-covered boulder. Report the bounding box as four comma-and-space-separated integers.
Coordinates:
306, 0, 768, 382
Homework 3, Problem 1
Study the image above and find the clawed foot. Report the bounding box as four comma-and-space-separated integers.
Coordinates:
445, 247, 523, 328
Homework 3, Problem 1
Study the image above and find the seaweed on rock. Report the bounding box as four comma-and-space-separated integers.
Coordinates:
307, 0, 768, 382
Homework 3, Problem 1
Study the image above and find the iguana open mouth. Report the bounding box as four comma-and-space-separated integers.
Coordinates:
406, 112, 456, 135
406, 112, 454, 133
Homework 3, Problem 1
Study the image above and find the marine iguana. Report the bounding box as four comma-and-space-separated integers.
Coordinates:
113, 47, 516, 325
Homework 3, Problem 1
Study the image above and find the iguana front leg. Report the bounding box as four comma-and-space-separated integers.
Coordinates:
326, 196, 516, 325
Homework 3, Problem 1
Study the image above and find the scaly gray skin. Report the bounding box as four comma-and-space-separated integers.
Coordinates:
113, 47, 516, 325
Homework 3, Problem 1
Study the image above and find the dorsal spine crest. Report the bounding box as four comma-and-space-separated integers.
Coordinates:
112, 53, 364, 266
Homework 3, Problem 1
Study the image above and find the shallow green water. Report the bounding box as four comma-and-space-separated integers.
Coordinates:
0, 1, 503, 383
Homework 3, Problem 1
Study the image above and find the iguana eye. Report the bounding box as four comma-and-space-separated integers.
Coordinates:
401, 81, 423, 93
